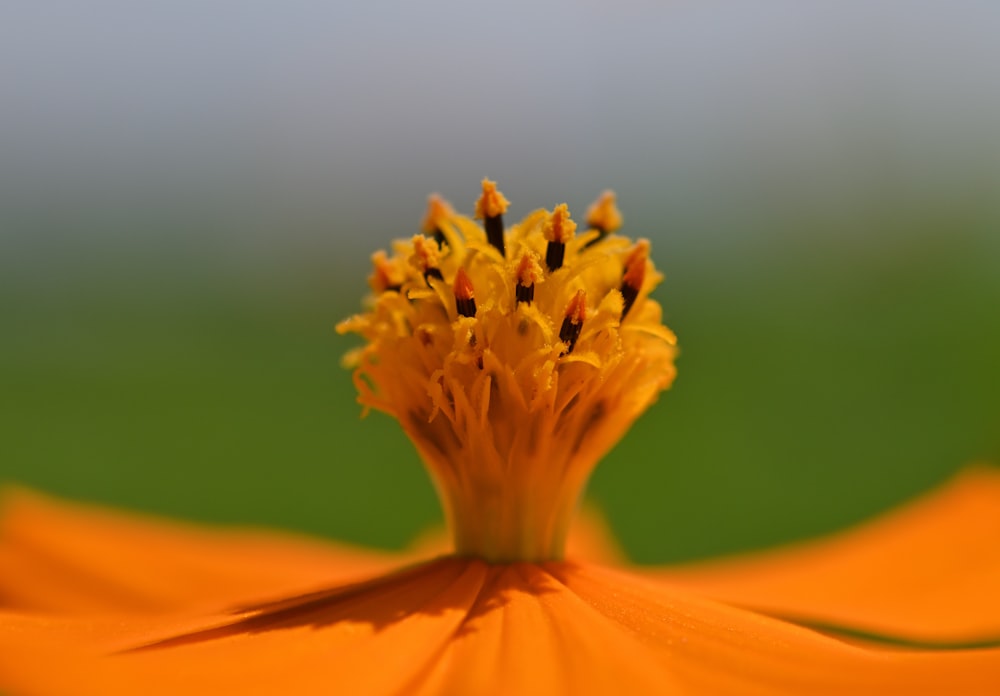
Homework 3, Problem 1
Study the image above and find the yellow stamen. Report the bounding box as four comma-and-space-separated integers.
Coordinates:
559, 290, 587, 354
410, 235, 443, 282
369, 250, 405, 293
453, 268, 477, 318
474, 179, 510, 257
621, 239, 649, 319
544, 203, 576, 244
337, 180, 677, 562
515, 253, 543, 306
585, 190, 624, 236
421, 194, 455, 246
474, 178, 510, 220
543, 204, 577, 271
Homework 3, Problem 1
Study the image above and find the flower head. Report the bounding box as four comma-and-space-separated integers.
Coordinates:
338, 180, 677, 561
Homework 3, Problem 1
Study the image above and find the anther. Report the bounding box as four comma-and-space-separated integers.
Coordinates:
411, 235, 444, 284
421, 194, 454, 247
584, 190, 623, 247
515, 253, 542, 306
454, 268, 477, 318
620, 240, 649, 320
559, 290, 587, 354
474, 178, 510, 257
369, 250, 403, 293
544, 204, 577, 272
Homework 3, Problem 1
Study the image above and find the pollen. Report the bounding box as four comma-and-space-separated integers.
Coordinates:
369, 250, 404, 293
474, 178, 510, 219
410, 234, 444, 282
559, 290, 587, 354
515, 253, 543, 306
421, 194, 455, 246
474, 179, 510, 257
621, 239, 649, 319
543, 204, 577, 271
338, 180, 677, 562
585, 190, 623, 238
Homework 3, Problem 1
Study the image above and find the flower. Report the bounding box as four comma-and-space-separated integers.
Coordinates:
338, 181, 676, 563
1, 180, 999, 695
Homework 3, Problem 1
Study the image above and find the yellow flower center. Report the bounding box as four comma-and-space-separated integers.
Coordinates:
337, 179, 677, 562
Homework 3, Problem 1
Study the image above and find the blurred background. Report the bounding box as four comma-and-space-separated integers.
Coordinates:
2, 0, 998, 565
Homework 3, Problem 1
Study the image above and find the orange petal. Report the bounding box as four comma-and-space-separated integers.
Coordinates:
552, 562, 1000, 694
0, 488, 413, 615
564, 504, 627, 565
651, 465, 1000, 643
2, 559, 998, 695
0, 558, 488, 696
413, 563, 677, 694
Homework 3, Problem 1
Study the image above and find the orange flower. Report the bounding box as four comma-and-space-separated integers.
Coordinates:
2, 180, 1000, 695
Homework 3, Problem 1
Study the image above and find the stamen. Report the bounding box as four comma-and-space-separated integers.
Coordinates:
369, 250, 402, 293
515, 253, 542, 306
421, 194, 454, 247
474, 178, 510, 257
338, 182, 679, 562
454, 268, 477, 318
544, 204, 577, 272
411, 235, 444, 283
621, 240, 649, 320
584, 190, 623, 247
559, 290, 587, 353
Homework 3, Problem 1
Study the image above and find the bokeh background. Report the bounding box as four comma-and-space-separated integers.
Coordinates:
2, 1, 998, 564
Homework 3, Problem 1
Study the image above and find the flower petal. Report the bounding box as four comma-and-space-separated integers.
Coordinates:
0, 558, 488, 695
0, 488, 409, 614
412, 563, 676, 694
553, 562, 1000, 695
564, 505, 628, 565
650, 465, 1000, 643
1, 559, 998, 695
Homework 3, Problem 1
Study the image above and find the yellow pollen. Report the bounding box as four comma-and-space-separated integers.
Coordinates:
516, 253, 542, 288
544, 203, 577, 243
474, 178, 510, 220
410, 235, 442, 275
421, 194, 454, 237
369, 250, 405, 293
337, 181, 678, 562
585, 189, 623, 234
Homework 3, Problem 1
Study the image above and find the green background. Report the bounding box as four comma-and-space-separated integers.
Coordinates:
3, 3, 999, 565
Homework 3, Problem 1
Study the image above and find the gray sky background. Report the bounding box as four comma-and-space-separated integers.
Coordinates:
2, 1, 999, 271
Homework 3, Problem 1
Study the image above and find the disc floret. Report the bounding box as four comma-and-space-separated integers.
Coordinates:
338, 181, 677, 562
